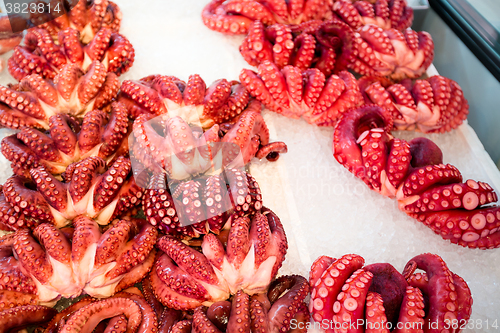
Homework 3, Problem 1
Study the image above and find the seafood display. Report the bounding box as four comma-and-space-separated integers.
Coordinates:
0, 0, 496, 330
309, 253, 472, 332
333, 105, 500, 248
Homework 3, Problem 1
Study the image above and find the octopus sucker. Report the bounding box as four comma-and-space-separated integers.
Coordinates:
334, 104, 500, 248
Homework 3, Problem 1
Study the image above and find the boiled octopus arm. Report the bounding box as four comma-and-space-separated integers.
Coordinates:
220, 101, 287, 164
333, 0, 413, 31
349, 25, 434, 80
333, 104, 500, 248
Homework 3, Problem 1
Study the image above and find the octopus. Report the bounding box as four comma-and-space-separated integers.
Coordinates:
148, 206, 288, 310
0, 60, 120, 130
143, 168, 264, 237
333, 104, 500, 249
332, 0, 414, 31
240, 19, 356, 78
43, 287, 157, 333
33, 0, 122, 43
168, 275, 310, 332
1, 101, 130, 178
309, 253, 472, 332
201, 0, 332, 35
358, 75, 469, 133
130, 100, 287, 181
8, 26, 134, 81
119, 73, 252, 127
349, 24, 434, 79
0, 155, 143, 230
240, 61, 363, 126
0, 216, 157, 303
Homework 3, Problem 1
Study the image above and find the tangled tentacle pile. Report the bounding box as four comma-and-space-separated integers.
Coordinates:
309, 253, 472, 332
333, 105, 500, 248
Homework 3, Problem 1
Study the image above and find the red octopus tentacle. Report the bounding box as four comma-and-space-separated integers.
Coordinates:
0, 305, 57, 332
13, 229, 54, 285
4, 175, 55, 224
95, 72, 121, 109
78, 61, 108, 106
333, 269, 374, 333
68, 156, 106, 205
1, 135, 42, 176
16, 127, 63, 164
32, 223, 72, 265
103, 219, 158, 281
309, 254, 365, 324
365, 292, 389, 333
158, 235, 220, 285
192, 306, 224, 332
92, 156, 132, 214
402, 253, 460, 331
49, 114, 80, 157
267, 275, 310, 332
106, 32, 135, 75
393, 286, 425, 333
170, 319, 193, 333
44, 297, 96, 333
226, 290, 251, 331
59, 28, 85, 64
59, 298, 142, 333
0, 290, 37, 311
94, 219, 131, 267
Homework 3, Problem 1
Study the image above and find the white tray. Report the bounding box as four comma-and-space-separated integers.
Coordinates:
0, 1, 498, 331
